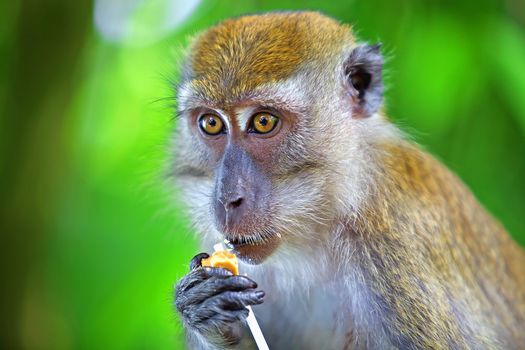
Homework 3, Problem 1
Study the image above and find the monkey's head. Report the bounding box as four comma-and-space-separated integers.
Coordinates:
173, 12, 387, 265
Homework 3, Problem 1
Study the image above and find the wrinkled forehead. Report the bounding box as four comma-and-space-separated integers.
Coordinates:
178, 12, 354, 108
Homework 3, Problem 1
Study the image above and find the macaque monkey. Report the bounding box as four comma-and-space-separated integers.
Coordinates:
172, 11, 525, 349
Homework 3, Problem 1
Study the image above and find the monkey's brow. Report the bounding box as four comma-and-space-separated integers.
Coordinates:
177, 82, 310, 115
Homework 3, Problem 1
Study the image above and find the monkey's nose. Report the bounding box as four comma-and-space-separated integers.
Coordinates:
226, 197, 243, 210
215, 195, 249, 230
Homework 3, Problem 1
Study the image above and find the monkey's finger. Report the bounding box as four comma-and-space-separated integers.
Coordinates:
175, 268, 209, 296
188, 306, 250, 327
203, 275, 257, 293
193, 292, 261, 322
176, 266, 234, 297
203, 290, 265, 312
217, 275, 257, 291
182, 276, 258, 306
175, 266, 235, 301
202, 266, 234, 278
190, 252, 210, 270
179, 290, 262, 328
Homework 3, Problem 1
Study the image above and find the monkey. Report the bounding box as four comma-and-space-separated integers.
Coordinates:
172, 11, 525, 350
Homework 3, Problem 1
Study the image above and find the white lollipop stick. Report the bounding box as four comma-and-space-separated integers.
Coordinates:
213, 243, 269, 350
245, 306, 269, 350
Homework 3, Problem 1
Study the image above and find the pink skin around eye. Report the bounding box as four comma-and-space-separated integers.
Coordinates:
192, 106, 298, 167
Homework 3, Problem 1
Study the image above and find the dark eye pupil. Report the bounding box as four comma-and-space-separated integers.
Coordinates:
208, 118, 217, 127
259, 116, 268, 126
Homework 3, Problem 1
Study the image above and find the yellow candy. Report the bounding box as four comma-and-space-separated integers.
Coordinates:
201, 250, 239, 275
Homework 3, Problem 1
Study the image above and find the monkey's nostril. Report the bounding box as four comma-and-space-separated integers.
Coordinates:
227, 197, 243, 210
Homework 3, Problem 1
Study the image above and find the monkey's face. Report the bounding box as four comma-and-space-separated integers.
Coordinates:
175, 99, 333, 265
173, 12, 384, 264
190, 107, 300, 263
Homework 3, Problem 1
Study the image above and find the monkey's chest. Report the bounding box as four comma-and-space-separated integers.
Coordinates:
252, 287, 348, 350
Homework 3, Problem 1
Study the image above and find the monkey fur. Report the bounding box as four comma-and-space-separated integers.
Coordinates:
173, 12, 525, 349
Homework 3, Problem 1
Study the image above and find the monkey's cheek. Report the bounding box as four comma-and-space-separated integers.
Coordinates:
231, 235, 280, 265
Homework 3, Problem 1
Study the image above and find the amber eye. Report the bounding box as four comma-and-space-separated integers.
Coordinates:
199, 114, 225, 135
251, 112, 279, 134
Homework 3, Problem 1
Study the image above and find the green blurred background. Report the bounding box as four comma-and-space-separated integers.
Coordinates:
1, 0, 524, 348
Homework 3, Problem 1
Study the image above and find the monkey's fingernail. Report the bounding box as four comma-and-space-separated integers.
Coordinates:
255, 290, 265, 299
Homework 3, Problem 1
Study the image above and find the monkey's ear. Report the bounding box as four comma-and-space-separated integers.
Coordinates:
344, 44, 384, 117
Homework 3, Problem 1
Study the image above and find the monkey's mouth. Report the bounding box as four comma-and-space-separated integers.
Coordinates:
224, 233, 280, 265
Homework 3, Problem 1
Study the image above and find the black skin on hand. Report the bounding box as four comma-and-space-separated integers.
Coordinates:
175, 252, 265, 346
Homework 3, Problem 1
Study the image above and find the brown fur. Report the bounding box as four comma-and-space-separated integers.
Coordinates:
345, 141, 525, 348
186, 12, 353, 103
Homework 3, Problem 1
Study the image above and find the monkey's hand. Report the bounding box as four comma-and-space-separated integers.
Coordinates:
175, 253, 264, 349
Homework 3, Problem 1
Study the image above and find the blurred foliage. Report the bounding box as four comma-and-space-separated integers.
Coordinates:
1, 0, 524, 349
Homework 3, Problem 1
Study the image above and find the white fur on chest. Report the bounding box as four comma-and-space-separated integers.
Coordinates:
252, 281, 348, 350
240, 246, 350, 350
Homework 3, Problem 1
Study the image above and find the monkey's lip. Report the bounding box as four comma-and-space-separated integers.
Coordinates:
224, 233, 280, 265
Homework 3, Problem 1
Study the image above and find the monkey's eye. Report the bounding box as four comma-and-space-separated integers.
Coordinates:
250, 112, 279, 134
199, 114, 225, 135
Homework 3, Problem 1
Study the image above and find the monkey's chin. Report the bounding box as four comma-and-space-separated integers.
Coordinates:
226, 234, 280, 265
